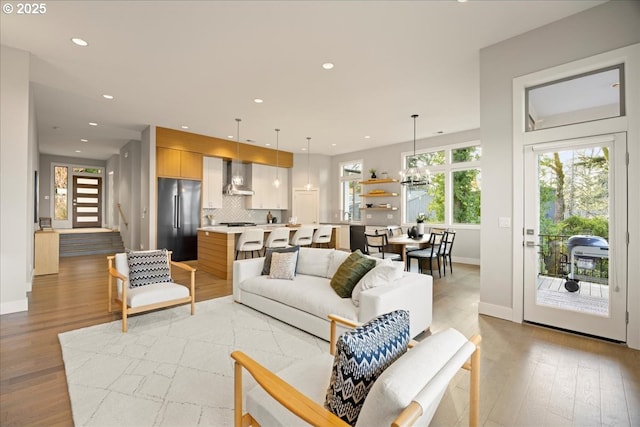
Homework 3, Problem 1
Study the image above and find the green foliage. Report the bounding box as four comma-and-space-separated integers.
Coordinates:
559, 216, 608, 238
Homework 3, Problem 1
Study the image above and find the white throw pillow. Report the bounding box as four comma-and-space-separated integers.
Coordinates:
269, 251, 298, 280
326, 250, 351, 278
297, 248, 335, 277
351, 260, 403, 306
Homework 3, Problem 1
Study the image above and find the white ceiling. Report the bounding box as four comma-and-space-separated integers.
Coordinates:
1, 0, 606, 160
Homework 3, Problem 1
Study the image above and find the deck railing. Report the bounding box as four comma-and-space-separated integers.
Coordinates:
537, 234, 608, 284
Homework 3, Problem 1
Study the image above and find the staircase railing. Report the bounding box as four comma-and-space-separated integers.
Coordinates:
117, 203, 129, 228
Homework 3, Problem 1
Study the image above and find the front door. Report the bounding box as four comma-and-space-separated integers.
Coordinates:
72, 176, 102, 228
523, 134, 627, 341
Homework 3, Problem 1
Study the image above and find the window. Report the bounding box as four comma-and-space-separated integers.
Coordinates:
54, 165, 68, 220
340, 160, 362, 222
402, 143, 481, 226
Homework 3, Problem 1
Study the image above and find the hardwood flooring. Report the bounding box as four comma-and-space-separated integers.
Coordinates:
1, 256, 638, 426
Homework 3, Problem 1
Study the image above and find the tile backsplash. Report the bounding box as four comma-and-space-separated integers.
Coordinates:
203, 195, 287, 225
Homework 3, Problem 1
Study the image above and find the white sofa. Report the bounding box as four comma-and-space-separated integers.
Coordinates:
233, 247, 433, 340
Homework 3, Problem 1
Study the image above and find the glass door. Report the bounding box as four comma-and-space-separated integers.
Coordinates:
523, 134, 627, 341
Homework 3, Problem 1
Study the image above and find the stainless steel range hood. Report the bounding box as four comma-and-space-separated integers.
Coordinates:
223, 161, 254, 196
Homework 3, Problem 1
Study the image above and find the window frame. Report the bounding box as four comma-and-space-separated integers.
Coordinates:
400, 141, 481, 229
339, 159, 363, 224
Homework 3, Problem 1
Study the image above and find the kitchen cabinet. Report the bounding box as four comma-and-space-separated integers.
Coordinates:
202, 156, 223, 208
248, 164, 288, 210
157, 147, 203, 179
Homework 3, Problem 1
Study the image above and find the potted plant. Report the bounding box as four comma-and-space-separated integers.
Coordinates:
416, 213, 427, 235
369, 168, 377, 179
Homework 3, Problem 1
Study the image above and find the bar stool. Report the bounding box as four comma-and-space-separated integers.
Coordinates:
235, 228, 265, 259
289, 226, 314, 247
265, 227, 290, 249
311, 225, 332, 248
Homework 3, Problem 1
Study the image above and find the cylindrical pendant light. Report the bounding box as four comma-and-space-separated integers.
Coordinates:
305, 137, 312, 190
273, 128, 281, 188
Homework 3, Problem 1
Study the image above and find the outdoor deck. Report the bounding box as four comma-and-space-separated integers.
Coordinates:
536, 275, 609, 316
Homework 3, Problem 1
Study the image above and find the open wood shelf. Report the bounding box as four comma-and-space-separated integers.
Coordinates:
362, 192, 398, 197
359, 178, 399, 184
360, 207, 398, 211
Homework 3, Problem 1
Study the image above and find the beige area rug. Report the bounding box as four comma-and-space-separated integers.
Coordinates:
58, 296, 327, 426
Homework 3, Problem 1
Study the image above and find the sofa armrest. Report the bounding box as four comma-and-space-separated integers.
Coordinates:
358, 272, 433, 339
233, 257, 266, 302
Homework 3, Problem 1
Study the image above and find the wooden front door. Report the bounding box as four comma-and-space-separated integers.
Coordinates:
72, 176, 102, 228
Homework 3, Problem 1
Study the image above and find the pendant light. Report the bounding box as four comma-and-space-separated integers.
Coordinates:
305, 137, 312, 190
232, 118, 244, 186
399, 114, 430, 186
273, 128, 281, 188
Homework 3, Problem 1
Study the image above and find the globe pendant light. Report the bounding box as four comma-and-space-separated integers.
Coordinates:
400, 114, 430, 186
273, 128, 281, 188
305, 137, 312, 190
232, 118, 244, 186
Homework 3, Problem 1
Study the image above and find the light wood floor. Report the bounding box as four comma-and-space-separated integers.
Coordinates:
1, 256, 638, 426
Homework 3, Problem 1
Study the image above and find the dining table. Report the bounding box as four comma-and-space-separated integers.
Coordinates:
388, 233, 432, 264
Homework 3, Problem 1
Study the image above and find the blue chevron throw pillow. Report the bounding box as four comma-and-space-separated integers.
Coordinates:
325, 310, 410, 425
126, 249, 172, 288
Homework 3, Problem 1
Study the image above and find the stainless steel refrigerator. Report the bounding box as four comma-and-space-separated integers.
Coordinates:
157, 178, 201, 261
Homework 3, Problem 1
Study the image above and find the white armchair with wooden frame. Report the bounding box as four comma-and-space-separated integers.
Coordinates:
231, 314, 481, 427
107, 249, 196, 332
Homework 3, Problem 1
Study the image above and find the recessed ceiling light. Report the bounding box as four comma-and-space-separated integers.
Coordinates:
75, 150, 81, 153
302, 147, 307, 151
81, 139, 88, 142
228, 135, 234, 139
265, 143, 271, 146
457, 0, 468, 3
332, 143, 337, 146
364, 136, 370, 139
181, 125, 189, 129
102, 94, 114, 100
71, 38, 88, 47
322, 62, 334, 70
89, 122, 98, 126
254, 98, 263, 104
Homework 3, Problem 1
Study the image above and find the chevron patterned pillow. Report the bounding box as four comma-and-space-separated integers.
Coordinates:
126, 249, 172, 288
324, 310, 410, 424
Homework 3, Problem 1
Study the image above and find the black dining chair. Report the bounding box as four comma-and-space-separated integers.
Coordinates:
406, 232, 445, 277
440, 230, 456, 276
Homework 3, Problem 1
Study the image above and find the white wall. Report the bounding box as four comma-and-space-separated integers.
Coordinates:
106, 154, 120, 229
479, 1, 640, 322
0, 46, 31, 314
119, 140, 142, 251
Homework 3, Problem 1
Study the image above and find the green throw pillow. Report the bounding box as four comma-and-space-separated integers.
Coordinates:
330, 250, 376, 298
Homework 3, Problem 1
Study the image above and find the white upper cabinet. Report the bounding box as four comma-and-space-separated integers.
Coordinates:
202, 157, 223, 208
248, 164, 288, 210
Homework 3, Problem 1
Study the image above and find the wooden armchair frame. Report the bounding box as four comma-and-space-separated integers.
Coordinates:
107, 251, 196, 332
231, 314, 481, 427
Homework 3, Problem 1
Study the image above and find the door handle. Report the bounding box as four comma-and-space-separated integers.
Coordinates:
176, 195, 181, 229
525, 241, 540, 247
173, 195, 178, 228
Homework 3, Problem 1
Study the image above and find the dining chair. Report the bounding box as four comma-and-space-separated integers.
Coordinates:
440, 230, 457, 276
364, 232, 402, 261
406, 232, 445, 277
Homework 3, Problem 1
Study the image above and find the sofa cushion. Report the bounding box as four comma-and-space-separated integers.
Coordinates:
356, 328, 472, 427
239, 275, 359, 322
324, 310, 410, 424
126, 249, 172, 288
269, 251, 298, 280
262, 246, 299, 275
351, 260, 404, 307
297, 247, 335, 277
326, 250, 350, 278
330, 250, 376, 298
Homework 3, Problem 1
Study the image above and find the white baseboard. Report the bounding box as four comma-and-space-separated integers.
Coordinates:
478, 301, 513, 321
452, 256, 480, 266
1, 298, 28, 315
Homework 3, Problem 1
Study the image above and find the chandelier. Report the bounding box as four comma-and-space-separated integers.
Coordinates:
399, 114, 430, 186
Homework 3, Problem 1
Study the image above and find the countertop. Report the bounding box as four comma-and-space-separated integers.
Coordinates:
198, 223, 343, 234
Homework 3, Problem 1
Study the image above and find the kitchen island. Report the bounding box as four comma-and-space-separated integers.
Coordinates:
197, 224, 341, 279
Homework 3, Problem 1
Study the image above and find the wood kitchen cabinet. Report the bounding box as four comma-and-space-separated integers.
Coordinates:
157, 147, 202, 179
247, 164, 288, 210
202, 156, 223, 208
